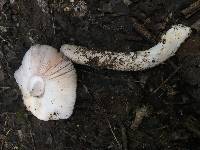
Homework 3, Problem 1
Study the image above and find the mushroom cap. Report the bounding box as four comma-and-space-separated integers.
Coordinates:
14, 45, 77, 121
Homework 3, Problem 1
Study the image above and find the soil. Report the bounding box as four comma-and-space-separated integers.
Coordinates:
0, 0, 200, 149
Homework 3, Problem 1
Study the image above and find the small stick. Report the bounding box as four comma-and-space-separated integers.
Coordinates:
121, 125, 128, 150
0, 34, 12, 47
130, 17, 156, 43
30, 129, 36, 150
184, 116, 200, 138
152, 66, 182, 94
1, 129, 11, 150
181, 0, 200, 19
191, 19, 200, 32
107, 119, 121, 149
131, 106, 150, 130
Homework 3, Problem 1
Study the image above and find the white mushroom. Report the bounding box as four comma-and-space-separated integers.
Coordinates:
14, 45, 77, 121
61, 24, 192, 71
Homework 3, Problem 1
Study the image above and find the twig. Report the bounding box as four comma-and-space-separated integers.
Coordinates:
0, 34, 12, 46
181, 0, 200, 19
86, 85, 122, 149
184, 116, 200, 138
27, 119, 36, 150
191, 19, 200, 32
29, 129, 36, 150
1, 129, 11, 150
130, 106, 150, 130
121, 125, 128, 150
152, 66, 182, 94
130, 17, 156, 43
0, 33, 13, 49
106, 119, 122, 149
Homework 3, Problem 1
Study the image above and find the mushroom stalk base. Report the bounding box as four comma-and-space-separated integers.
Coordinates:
61, 24, 191, 71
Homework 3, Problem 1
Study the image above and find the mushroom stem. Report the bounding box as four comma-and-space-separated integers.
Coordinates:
61, 24, 191, 71
28, 75, 45, 97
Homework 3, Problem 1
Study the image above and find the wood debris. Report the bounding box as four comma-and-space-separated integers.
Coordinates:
131, 105, 150, 130
130, 17, 156, 43
181, 0, 200, 19
191, 19, 200, 32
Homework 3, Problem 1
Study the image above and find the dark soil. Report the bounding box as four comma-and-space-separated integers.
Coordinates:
0, 0, 200, 149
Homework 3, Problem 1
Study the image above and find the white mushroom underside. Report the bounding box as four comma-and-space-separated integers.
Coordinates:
61, 24, 192, 71
14, 45, 77, 121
